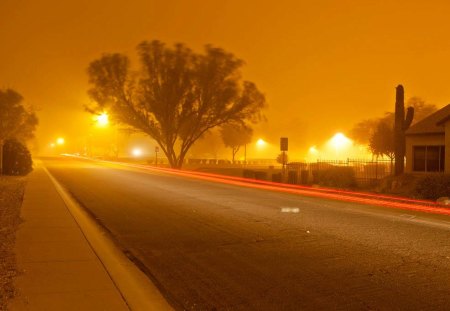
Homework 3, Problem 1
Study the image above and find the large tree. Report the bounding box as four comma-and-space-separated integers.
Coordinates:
349, 97, 437, 145
369, 121, 395, 161
0, 89, 38, 174
406, 97, 437, 125
87, 41, 265, 168
220, 123, 253, 162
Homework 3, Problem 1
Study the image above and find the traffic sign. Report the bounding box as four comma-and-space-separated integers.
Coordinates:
280, 137, 288, 151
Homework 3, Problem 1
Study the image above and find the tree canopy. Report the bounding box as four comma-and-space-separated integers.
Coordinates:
220, 123, 253, 162
87, 40, 265, 168
368, 121, 395, 160
349, 97, 437, 145
0, 89, 38, 143
0, 89, 38, 174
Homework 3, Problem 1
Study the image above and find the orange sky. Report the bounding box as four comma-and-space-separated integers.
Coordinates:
2, 0, 450, 157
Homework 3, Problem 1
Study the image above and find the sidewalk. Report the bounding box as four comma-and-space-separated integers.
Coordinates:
8, 164, 129, 310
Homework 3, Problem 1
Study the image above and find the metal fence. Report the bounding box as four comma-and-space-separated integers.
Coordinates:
186, 157, 394, 186
287, 158, 394, 185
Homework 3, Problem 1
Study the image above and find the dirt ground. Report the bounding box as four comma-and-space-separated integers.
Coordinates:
0, 177, 25, 311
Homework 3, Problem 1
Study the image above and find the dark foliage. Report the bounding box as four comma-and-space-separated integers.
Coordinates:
369, 121, 395, 160
415, 174, 450, 200
220, 124, 252, 162
87, 41, 265, 168
2, 139, 33, 176
316, 166, 357, 188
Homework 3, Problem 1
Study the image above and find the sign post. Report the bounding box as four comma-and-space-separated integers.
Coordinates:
280, 137, 288, 180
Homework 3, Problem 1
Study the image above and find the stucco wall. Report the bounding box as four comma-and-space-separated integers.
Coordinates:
405, 134, 445, 173
446, 122, 450, 173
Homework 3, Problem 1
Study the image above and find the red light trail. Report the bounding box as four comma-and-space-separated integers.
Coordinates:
66, 155, 450, 216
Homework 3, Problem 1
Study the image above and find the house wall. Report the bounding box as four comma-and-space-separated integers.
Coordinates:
446, 121, 450, 173
405, 134, 445, 173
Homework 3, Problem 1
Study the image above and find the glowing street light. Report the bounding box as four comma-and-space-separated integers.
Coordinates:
56, 137, 65, 145
329, 132, 351, 150
309, 146, 319, 154
256, 138, 267, 147
132, 148, 142, 157
96, 112, 109, 127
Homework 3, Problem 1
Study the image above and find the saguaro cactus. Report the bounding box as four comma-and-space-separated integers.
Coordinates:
394, 85, 414, 176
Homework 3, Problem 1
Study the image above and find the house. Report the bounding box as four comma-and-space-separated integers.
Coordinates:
405, 104, 450, 173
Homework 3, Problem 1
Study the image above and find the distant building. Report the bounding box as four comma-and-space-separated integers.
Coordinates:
405, 104, 450, 173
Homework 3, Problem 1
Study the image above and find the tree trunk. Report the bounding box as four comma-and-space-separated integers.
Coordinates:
232, 146, 240, 164
0, 140, 3, 175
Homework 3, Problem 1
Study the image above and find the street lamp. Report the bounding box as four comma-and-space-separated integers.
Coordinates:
256, 138, 266, 148
329, 133, 350, 149
328, 132, 352, 159
132, 148, 142, 157
56, 137, 65, 145
96, 112, 109, 127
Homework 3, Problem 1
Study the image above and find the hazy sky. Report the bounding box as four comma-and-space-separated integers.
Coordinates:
2, 0, 450, 156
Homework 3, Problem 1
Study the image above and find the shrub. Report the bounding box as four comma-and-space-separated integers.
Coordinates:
415, 174, 450, 200
272, 173, 282, 183
243, 169, 255, 178
2, 139, 33, 176
254, 171, 267, 180
316, 166, 357, 188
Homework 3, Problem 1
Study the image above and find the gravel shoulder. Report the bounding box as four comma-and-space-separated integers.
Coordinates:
0, 177, 25, 311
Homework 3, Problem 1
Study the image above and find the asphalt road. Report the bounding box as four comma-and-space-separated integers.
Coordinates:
43, 157, 450, 310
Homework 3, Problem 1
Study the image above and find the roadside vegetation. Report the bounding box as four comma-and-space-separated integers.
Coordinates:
0, 88, 37, 309
0, 177, 25, 310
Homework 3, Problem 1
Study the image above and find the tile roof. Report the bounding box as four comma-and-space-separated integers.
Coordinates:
405, 104, 450, 135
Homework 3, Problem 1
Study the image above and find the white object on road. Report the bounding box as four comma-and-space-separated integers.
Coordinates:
281, 207, 300, 213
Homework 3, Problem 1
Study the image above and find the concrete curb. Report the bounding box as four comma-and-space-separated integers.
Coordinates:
42, 165, 173, 311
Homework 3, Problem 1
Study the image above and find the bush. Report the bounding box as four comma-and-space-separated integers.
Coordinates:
316, 166, 357, 188
254, 171, 267, 180
415, 174, 450, 200
2, 139, 33, 176
272, 173, 282, 183
243, 169, 255, 178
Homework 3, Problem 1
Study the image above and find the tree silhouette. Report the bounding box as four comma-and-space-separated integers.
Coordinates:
0, 89, 38, 174
369, 121, 395, 171
349, 97, 437, 145
87, 40, 265, 168
406, 97, 437, 125
220, 124, 253, 162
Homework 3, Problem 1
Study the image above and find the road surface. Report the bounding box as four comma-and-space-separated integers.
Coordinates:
43, 157, 450, 310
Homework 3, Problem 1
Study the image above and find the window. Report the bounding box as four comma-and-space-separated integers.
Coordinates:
413, 146, 426, 171
413, 145, 445, 172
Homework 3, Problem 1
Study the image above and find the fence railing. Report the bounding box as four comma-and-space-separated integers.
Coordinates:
287, 158, 394, 184
186, 157, 395, 185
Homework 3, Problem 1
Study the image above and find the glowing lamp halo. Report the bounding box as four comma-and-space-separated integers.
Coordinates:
329, 132, 351, 150
96, 112, 109, 126
132, 148, 143, 157
256, 138, 267, 147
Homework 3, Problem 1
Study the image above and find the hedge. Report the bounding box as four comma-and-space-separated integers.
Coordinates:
415, 174, 450, 200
